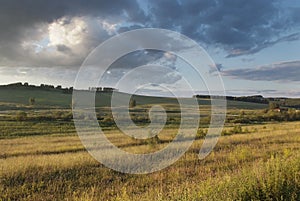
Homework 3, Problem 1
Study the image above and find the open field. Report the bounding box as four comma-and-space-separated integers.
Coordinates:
1, 86, 300, 200
0, 85, 269, 110
0, 87, 72, 108
1, 1, 300, 200
1, 119, 300, 200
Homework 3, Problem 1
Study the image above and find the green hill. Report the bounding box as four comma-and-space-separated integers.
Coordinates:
0, 84, 269, 110
0, 87, 72, 108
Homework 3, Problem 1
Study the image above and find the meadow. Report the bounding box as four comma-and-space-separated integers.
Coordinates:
1, 120, 300, 200
1, 86, 300, 200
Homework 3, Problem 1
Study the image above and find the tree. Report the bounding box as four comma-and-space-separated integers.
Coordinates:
29, 97, 35, 105
269, 102, 279, 110
129, 98, 136, 108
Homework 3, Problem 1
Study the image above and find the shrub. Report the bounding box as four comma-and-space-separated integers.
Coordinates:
221, 129, 230, 136
15, 111, 27, 121
196, 129, 207, 139
147, 130, 161, 146
231, 125, 242, 134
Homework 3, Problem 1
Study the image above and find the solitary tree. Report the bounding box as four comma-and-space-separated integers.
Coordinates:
29, 97, 35, 106
129, 98, 136, 108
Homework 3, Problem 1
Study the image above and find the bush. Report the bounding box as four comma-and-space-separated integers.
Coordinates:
221, 125, 244, 136
221, 129, 230, 136
15, 111, 27, 121
196, 128, 207, 139
232, 125, 242, 134
147, 130, 161, 146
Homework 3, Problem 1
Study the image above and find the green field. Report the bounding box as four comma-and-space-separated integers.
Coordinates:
0, 87, 72, 108
1, 86, 300, 200
0, 86, 269, 110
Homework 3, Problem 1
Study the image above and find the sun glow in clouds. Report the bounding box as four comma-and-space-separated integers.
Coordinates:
48, 17, 87, 47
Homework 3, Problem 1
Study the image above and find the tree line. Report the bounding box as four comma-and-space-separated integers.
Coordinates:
0, 82, 73, 94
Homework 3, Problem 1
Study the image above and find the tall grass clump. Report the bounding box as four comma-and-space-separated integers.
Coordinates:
196, 154, 300, 201
240, 155, 300, 201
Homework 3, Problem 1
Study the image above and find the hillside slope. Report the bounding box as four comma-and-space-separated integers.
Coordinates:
0, 84, 268, 109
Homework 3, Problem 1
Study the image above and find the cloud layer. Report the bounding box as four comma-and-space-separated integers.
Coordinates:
0, 0, 299, 68
148, 0, 300, 57
222, 60, 300, 82
0, 0, 145, 67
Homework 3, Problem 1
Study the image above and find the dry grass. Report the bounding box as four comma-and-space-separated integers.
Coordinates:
1, 121, 300, 200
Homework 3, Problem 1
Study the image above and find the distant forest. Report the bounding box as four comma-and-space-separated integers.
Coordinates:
194, 94, 269, 104
0, 82, 73, 94
194, 94, 300, 109
0, 82, 118, 93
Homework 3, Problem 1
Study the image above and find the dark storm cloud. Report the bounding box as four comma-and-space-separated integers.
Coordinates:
56, 44, 72, 54
0, 0, 145, 30
225, 33, 300, 58
0, 0, 146, 66
0, 0, 299, 68
100, 50, 180, 86
108, 50, 164, 70
148, 0, 300, 57
222, 60, 300, 82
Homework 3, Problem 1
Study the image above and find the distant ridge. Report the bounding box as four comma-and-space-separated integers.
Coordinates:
0, 82, 299, 109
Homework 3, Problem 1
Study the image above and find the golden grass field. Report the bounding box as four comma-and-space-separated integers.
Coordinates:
1, 120, 300, 200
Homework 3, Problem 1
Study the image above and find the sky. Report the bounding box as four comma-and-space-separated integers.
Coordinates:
0, 0, 300, 97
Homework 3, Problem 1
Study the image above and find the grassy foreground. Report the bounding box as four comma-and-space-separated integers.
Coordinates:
1, 121, 300, 200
